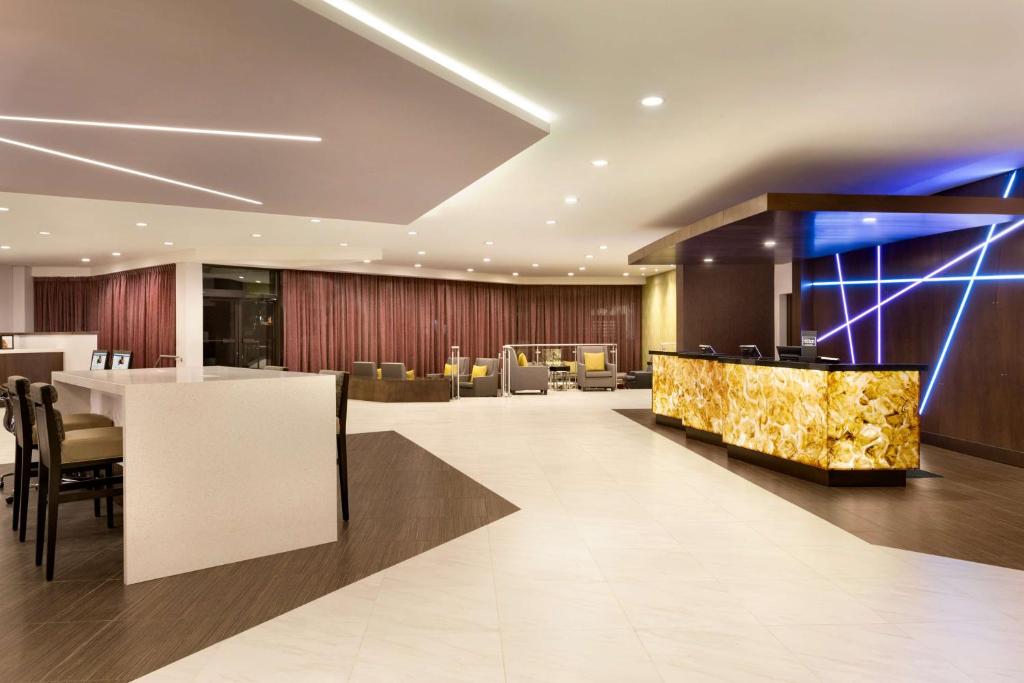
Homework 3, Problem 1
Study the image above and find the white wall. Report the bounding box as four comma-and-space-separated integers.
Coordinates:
13, 333, 99, 370
0, 266, 34, 332
773, 262, 793, 349
175, 262, 204, 367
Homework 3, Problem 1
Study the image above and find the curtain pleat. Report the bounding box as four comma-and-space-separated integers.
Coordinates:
34, 265, 176, 368
282, 271, 642, 374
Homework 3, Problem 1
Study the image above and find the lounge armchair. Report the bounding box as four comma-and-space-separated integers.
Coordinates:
576, 345, 616, 391
380, 362, 408, 380
508, 350, 549, 395
460, 358, 499, 397
352, 361, 377, 379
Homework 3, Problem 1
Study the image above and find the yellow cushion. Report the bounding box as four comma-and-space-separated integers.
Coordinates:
517, 352, 528, 367
406, 370, 415, 380
566, 361, 577, 374
584, 351, 605, 372
443, 363, 455, 377
376, 368, 382, 379
61, 426, 123, 465
471, 364, 488, 379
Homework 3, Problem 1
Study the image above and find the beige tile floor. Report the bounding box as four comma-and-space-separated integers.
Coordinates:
141, 389, 1024, 682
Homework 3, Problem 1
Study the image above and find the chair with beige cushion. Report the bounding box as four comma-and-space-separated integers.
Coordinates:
31, 382, 124, 580
459, 358, 499, 397
7, 375, 115, 542
380, 362, 408, 380
352, 361, 377, 379
318, 370, 351, 521
508, 349, 549, 395
576, 345, 616, 391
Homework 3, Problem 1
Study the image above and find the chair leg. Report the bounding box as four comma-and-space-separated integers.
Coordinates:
11, 442, 21, 531
45, 468, 60, 581
35, 463, 48, 567
337, 434, 349, 522
93, 467, 101, 517
105, 464, 114, 529
17, 445, 31, 543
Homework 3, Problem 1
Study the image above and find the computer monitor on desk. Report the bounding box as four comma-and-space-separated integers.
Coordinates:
698, 344, 716, 355
777, 345, 802, 361
739, 345, 762, 359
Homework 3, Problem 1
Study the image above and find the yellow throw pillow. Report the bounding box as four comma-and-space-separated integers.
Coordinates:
566, 360, 577, 373
443, 363, 455, 377
517, 352, 528, 367
471, 364, 488, 379
376, 368, 382, 379
583, 351, 605, 372
406, 370, 415, 380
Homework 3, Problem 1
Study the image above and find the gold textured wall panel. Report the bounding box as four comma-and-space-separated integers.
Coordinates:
827, 371, 920, 470
722, 364, 830, 468
652, 354, 684, 419
642, 270, 676, 359
678, 357, 726, 434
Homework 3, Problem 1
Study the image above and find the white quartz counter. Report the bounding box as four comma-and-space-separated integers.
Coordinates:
53, 366, 312, 396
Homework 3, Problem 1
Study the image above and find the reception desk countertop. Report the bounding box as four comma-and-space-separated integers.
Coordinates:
53, 366, 311, 395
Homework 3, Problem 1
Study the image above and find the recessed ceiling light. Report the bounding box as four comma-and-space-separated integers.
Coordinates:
622, 272, 629, 277
484, 240, 494, 246
703, 257, 714, 263
585, 254, 594, 259
578, 266, 586, 271
531, 263, 540, 268
0, 245, 10, 250
0, 207, 8, 212
310, 218, 321, 223
136, 222, 147, 227
567, 272, 575, 277
591, 159, 608, 168
417, 250, 426, 255
654, 268, 660, 272
407, 230, 417, 235
38, 231, 51, 236
483, 257, 491, 262
339, 242, 349, 247
238, 276, 245, 280
0, 115, 322, 142
546, 219, 557, 225
640, 266, 647, 271
599, 245, 608, 250
111, 252, 121, 256
512, 272, 519, 277
641, 95, 664, 107
764, 240, 777, 247
251, 233, 262, 238
256, 280, 262, 284
0, 135, 262, 205
466, 268, 475, 272
564, 195, 579, 205
414, 263, 422, 268
318, 0, 554, 123
862, 216, 878, 224
163, 241, 174, 246
362, 259, 371, 264
80, 257, 90, 262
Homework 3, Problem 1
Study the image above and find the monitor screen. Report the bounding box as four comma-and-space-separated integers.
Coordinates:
90, 351, 108, 370
110, 352, 132, 370
777, 345, 801, 360
698, 344, 716, 355
739, 345, 762, 359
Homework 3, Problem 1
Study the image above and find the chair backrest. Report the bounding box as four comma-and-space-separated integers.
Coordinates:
7, 375, 33, 449
90, 350, 109, 370
318, 370, 351, 427
110, 350, 133, 370
352, 361, 376, 378
29, 382, 63, 469
380, 362, 407, 380
577, 345, 609, 373
473, 358, 498, 377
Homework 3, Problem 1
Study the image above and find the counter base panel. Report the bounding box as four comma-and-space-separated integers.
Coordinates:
655, 413, 681, 428
727, 445, 907, 487
685, 426, 723, 446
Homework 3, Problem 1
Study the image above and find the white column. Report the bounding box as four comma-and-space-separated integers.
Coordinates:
0, 266, 34, 332
773, 262, 793, 347
175, 262, 204, 367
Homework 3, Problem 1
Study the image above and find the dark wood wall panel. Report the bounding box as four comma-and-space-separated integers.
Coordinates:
800, 168, 1024, 460
678, 263, 775, 355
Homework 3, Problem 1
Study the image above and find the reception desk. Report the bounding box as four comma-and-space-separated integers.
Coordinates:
52, 366, 338, 583
652, 351, 924, 485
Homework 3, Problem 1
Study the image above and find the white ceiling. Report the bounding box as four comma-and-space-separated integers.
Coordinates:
4, 0, 1024, 282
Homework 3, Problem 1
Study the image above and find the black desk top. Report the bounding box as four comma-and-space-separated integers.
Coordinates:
649, 350, 927, 373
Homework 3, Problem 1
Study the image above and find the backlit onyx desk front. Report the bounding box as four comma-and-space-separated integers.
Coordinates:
651, 352, 924, 485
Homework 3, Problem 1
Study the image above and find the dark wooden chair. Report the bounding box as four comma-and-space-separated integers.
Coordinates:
7, 375, 114, 542
319, 370, 351, 521
30, 382, 124, 580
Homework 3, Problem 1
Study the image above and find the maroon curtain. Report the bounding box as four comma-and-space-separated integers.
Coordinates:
282, 270, 641, 374
34, 265, 176, 368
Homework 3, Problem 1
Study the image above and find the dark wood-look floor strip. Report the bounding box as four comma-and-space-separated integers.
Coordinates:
0, 430, 518, 682
617, 408, 1024, 570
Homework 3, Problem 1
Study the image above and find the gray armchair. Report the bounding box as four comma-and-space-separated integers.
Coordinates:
380, 362, 408, 380
576, 345, 616, 391
507, 350, 549, 395
460, 358, 499, 397
352, 361, 377, 379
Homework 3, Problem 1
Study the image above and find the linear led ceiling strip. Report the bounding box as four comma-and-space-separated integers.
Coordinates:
920, 170, 1018, 413
0, 115, 322, 142
876, 246, 882, 364
0, 135, 263, 205
834, 253, 856, 363
812, 274, 1024, 286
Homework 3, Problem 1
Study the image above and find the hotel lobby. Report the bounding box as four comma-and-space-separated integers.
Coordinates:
3, 1, 1024, 681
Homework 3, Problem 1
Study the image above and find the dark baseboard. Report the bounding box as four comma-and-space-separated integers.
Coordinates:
922, 432, 1023, 469
654, 413, 682, 428
684, 426, 723, 445
726, 445, 907, 487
